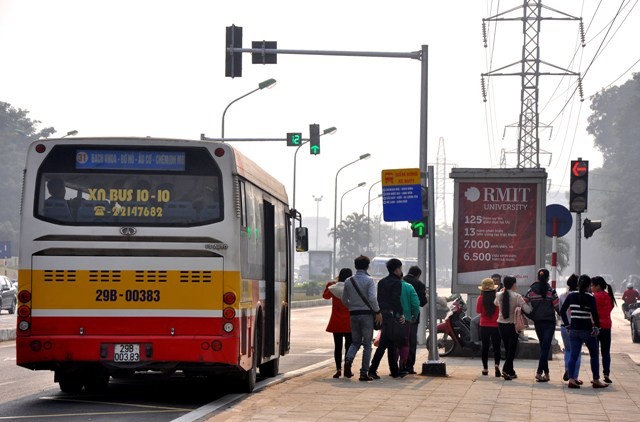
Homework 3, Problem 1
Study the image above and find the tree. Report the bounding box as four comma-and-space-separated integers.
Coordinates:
544, 237, 570, 274
586, 73, 640, 266
0, 102, 55, 249
331, 212, 369, 269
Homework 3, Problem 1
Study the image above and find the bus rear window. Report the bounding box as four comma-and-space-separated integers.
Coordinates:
34, 145, 223, 226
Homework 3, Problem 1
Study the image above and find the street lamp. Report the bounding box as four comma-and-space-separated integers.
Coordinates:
367, 179, 382, 255
290, 126, 337, 290
313, 195, 323, 250
340, 182, 366, 222
61, 130, 78, 138
332, 153, 371, 276
221, 78, 276, 138
362, 193, 382, 215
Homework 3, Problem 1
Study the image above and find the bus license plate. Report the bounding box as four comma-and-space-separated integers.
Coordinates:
113, 344, 140, 362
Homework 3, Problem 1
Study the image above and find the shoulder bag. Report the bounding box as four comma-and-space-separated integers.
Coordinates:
349, 277, 382, 330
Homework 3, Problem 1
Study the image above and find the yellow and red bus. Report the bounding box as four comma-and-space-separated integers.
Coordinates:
17, 137, 300, 393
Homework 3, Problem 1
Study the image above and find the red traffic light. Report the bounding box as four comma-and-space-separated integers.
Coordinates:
572, 161, 588, 177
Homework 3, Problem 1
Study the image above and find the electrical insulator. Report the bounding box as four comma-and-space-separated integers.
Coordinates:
481, 76, 487, 102
482, 21, 488, 48
578, 77, 584, 102
579, 20, 586, 47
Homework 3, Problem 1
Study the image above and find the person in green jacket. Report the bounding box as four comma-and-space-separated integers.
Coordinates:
397, 277, 420, 374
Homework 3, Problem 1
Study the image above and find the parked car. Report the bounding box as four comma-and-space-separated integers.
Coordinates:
631, 307, 640, 343
0, 275, 17, 314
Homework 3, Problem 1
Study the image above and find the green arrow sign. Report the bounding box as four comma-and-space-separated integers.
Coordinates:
411, 220, 426, 237
310, 145, 320, 155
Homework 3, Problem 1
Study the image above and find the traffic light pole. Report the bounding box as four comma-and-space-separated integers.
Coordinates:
575, 212, 582, 275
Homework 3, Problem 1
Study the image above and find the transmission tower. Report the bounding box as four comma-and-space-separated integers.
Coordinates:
481, 1, 585, 168
431, 137, 455, 227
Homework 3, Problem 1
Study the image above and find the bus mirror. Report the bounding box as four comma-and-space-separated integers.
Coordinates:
295, 227, 309, 252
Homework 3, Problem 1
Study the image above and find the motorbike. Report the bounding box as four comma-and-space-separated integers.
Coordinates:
624, 303, 640, 321
426, 295, 479, 357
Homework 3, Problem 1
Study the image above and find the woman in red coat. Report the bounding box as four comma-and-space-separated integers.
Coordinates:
322, 268, 353, 378
591, 275, 616, 383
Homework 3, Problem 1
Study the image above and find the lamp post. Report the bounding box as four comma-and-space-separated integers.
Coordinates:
61, 130, 78, 138
362, 193, 382, 215
366, 180, 382, 255
340, 182, 366, 222
221, 78, 276, 138
332, 153, 371, 277
313, 195, 323, 250
290, 126, 337, 291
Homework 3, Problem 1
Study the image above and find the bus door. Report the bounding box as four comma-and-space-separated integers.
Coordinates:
263, 200, 275, 357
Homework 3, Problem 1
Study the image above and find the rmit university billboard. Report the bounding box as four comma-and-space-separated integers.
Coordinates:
450, 168, 547, 294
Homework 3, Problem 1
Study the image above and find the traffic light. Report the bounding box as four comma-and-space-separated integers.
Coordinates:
287, 133, 302, 147
309, 124, 320, 155
410, 219, 428, 238
225, 25, 242, 78
583, 218, 601, 239
569, 160, 589, 213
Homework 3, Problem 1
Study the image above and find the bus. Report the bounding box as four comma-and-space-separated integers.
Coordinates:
16, 137, 303, 393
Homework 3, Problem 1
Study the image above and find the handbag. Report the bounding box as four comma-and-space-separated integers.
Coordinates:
515, 306, 529, 333
348, 277, 382, 330
391, 317, 408, 345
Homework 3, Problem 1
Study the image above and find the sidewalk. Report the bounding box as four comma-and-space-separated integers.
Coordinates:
204, 350, 640, 422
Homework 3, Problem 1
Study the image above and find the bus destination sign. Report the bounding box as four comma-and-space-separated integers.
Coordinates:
76, 150, 186, 171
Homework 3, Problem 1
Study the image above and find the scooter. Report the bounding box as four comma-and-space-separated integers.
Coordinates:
426, 296, 479, 356
624, 303, 639, 321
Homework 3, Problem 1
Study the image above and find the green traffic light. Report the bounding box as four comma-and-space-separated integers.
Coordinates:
310, 145, 320, 155
411, 220, 426, 237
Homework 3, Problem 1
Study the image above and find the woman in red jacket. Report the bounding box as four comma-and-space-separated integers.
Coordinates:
476, 278, 501, 377
322, 268, 353, 378
591, 276, 616, 384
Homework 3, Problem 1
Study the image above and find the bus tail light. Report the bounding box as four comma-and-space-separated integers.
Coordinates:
223, 307, 236, 319
223, 292, 236, 305
18, 290, 31, 303
223, 322, 234, 333
211, 340, 222, 351
18, 305, 31, 318
18, 320, 30, 331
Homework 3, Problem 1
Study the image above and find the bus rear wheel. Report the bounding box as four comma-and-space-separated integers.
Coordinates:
83, 368, 110, 393
58, 375, 83, 394
259, 357, 279, 378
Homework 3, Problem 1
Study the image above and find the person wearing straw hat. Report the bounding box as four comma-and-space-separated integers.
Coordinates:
476, 278, 501, 377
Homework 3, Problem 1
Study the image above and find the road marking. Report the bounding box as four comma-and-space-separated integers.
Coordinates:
39, 396, 192, 411
2, 357, 15, 361
0, 409, 187, 420
306, 348, 332, 354
172, 358, 334, 422
0, 381, 15, 387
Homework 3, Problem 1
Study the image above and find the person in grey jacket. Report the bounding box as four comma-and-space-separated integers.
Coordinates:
341, 255, 382, 381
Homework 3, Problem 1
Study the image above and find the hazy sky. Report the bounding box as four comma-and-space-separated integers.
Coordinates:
1, 0, 638, 229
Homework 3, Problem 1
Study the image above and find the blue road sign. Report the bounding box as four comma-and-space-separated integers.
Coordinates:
545, 204, 573, 237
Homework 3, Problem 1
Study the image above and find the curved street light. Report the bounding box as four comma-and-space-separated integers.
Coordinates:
332, 153, 371, 276
61, 130, 78, 138
340, 182, 366, 222
290, 126, 337, 288
362, 193, 382, 215
366, 179, 382, 255
221, 78, 277, 138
